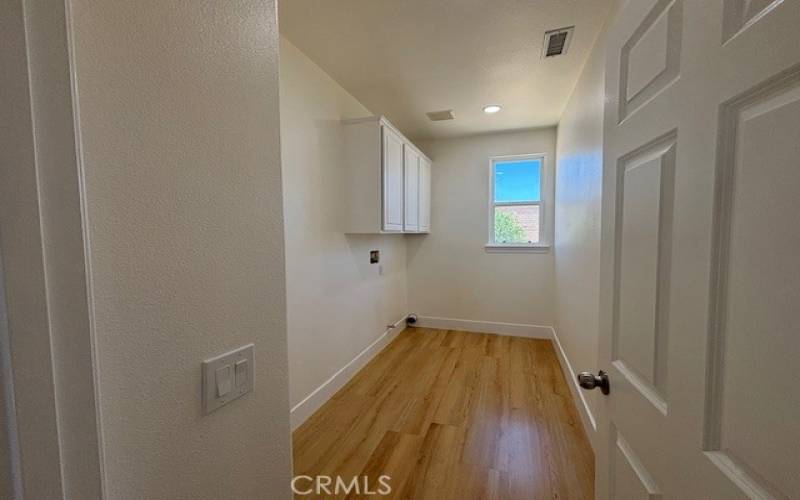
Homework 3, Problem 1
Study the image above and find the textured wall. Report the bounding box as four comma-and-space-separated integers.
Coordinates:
279, 39, 409, 414
553, 8, 614, 438
69, 1, 292, 498
409, 129, 557, 327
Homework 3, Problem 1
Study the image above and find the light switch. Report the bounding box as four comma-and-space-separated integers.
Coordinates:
216, 365, 232, 397
202, 343, 255, 415
234, 359, 248, 389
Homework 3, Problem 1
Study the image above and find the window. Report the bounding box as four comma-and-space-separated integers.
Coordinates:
488, 154, 547, 249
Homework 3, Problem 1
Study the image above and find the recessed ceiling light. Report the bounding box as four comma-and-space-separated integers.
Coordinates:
483, 105, 502, 114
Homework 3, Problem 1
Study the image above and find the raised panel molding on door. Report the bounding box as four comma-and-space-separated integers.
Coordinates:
704, 66, 800, 500
722, 0, 784, 42
611, 428, 662, 500
618, 0, 682, 122
612, 131, 675, 415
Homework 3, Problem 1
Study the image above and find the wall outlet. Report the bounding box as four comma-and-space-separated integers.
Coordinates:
202, 344, 254, 415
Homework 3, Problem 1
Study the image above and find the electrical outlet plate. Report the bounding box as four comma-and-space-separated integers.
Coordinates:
202, 344, 254, 415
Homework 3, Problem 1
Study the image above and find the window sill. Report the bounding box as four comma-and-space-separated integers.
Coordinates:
484, 244, 550, 254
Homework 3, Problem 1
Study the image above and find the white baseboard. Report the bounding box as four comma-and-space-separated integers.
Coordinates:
290, 315, 407, 431
551, 327, 597, 448
414, 316, 552, 339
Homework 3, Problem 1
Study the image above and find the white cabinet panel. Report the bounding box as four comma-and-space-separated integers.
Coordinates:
419, 157, 431, 232
382, 126, 404, 232
403, 146, 420, 232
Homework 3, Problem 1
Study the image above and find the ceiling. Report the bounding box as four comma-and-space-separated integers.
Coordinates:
279, 0, 613, 140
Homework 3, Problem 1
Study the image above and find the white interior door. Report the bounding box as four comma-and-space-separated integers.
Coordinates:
595, 1, 800, 499
382, 126, 405, 231
419, 157, 431, 232
404, 146, 420, 232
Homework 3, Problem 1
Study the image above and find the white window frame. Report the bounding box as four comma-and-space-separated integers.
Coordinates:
486, 153, 550, 252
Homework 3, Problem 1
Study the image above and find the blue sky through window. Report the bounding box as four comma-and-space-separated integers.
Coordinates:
494, 159, 541, 203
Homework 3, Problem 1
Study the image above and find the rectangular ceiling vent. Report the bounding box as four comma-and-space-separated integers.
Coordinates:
542, 26, 574, 58
426, 109, 455, 121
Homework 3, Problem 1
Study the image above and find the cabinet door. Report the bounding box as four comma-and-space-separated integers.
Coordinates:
382, 126, 404, 231
419, 157, 431, 232
403, 146, 420, 232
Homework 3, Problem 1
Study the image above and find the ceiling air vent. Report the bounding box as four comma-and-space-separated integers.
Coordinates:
426, 109, 455, 121
542, 26, 574, 58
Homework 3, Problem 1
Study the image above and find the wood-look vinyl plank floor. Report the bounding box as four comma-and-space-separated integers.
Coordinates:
292, 328, 593, 499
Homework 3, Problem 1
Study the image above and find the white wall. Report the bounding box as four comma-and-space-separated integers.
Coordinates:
70, 1, 292, 498
279, 39, 409, 426
409, 129, 556, 328
553, 2, 618, 441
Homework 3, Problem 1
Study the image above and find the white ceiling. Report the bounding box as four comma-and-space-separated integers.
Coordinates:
279, 0, 612, 140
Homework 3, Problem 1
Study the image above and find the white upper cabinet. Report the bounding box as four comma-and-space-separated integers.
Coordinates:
342, 116, 431, 234
403, 146, 420, 232
382, 127, 405, 231
419, 156, 431, 233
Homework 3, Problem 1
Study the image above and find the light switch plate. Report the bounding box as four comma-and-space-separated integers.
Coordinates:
202, 344, 254, 415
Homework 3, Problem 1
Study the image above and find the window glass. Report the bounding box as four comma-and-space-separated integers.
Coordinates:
494, 205, 540, 244
494, 159, 541, 203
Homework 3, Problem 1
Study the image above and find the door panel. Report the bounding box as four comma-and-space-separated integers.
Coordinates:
419, 158, 431, 232
614, 137, 674, 404
618, 0, 682, 122
382, 126, 404, 231
611, 429, 661, 500
598, 0, 800, 499
625, 5, 669, 100
404, 146, 420, 232
705, 72, 800, 500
